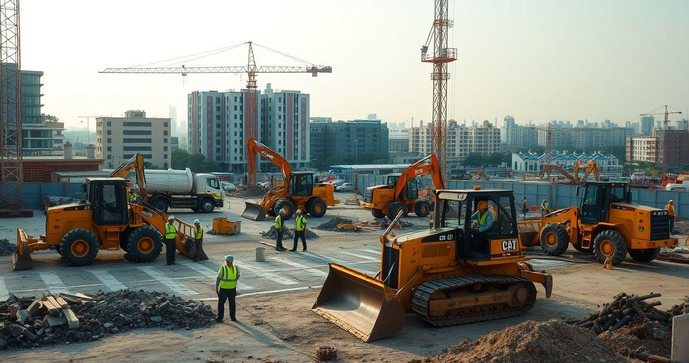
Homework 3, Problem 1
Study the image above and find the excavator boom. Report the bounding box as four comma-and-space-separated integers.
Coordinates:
243, 137, 292, 220
393, 154, 445, 200
110, 153, 147, 198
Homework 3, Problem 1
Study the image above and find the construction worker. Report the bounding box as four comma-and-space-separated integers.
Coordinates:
665, 200, 676, 233
129, 190, 137, 203
470, 201, 494, 233
291, 209, 307, 252
215, 254, 239, 322
521, 197, 528, 220
164, 215, 177, 265
193, 219, 203, 262
541, 199, 550, 217
275, 209, 286, 251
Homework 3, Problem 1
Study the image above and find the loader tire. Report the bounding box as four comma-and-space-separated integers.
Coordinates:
371, 208, 385, 219
539, 223, 569, 256
414, 201, 431, 218
387, 202, 408, 220
126, 226, 163, 263
275, 200, 295, 220
628, 248, 660, 263
60, 228, 99, 267
593, 230, 627, 266
308, 198, 327, 218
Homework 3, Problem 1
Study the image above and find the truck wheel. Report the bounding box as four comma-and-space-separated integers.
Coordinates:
371, 209, 385, 219
387, 202, 408, 220
628, 248, 660, 263
200, 199, 215, 213
573, 244, 593, 254
593, 230, 627, 266
275, 200, 295, 220
540, 224, 569, 256
414, 201, 431, 218
60, 228, 99, 267
126, 226, 163, 263
308, 198, 327, 218
151, 197, 170, 213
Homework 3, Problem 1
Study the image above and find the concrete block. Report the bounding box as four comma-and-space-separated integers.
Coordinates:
42, 315, 66, 327
672, 314, 689, 362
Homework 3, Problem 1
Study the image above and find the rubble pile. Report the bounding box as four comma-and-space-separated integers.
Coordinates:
419, 319, 625, 363
315, 218, 353, 231
260, 226, 319, 239
0, 239, 16, 256
230, 186, 266, 198
0, 290, 215, 350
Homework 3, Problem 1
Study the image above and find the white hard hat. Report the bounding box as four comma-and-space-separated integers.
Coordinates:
296, 209, 302, 214
194, 219, 200, 224
168, 215, 175, 220
279, 209, 286, 214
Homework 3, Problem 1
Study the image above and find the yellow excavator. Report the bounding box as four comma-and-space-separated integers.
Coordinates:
313, 187, 553, 342
13, 154, 205, 270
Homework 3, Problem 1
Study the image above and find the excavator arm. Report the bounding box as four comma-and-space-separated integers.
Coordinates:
581, 160, 599, 182
247, 137, 292, 183
243, 137, 292, 220
540, 164, 576, 183
393, 154, 446, 200
110, 153, 147, 198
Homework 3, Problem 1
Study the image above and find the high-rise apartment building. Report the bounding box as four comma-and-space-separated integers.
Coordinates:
96, 110, 171, 169
188, 84, 310, 172
309, 119, 389, 169
501, 115, 537, 150
410, 120, 501, 160
640, 116, 654, 136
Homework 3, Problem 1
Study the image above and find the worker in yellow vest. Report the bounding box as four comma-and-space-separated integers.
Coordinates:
129, 190, 137, 203
291, 209, 307, 252
215, 254, 239, 322
665, 200, 676, 233
193, 219, 204, 262
164, 215, 177, 265
274, 209, 286, 251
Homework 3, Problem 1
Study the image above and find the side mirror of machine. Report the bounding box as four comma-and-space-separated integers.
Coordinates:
575, 186, 580, 197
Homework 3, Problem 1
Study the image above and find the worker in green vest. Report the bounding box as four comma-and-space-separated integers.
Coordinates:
471, 201, 494, 233
291, 209, 307, 252
193, 219, 204, 262
164, 215, 177, 265
215, 254, 240, 322
129, 190, 137, 203
274, 209, 286, 251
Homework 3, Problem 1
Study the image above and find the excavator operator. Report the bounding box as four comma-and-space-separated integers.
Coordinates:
470, 200, 495, 253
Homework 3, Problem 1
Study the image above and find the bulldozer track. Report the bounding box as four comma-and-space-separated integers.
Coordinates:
411, 275, 537, 327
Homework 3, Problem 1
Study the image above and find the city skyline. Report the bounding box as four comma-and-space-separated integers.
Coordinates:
21, 0, 689, 130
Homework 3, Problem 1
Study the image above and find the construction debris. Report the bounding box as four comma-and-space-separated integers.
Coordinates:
316, 346, 338, 361
260, 226, 319, 240
0, 239, 16, 256
420, 319, 626, 363
315, 218, 353, 231
0, 290, 215, 350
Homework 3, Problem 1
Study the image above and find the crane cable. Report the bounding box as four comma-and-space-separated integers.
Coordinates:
128, 42, 246, 68
252, 42, 317, 66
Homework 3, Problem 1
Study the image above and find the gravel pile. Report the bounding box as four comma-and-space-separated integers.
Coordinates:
261, 226, 319, 239
315, 218, 353, 231
0, 239, 16, 256
418, 319, 625, 363
0, 290, 215, 351
230, 186, 266, 198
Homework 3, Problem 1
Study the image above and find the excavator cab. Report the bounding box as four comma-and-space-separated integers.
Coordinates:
578, 182, 631, 225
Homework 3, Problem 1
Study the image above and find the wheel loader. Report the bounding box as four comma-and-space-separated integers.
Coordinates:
313, 187, 553, 342
12, 154, 206, 270
519, 181, 678, 266
242, 137, 339, 221
359, 154, 445, 219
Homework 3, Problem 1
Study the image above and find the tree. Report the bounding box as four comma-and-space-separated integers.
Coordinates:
170, 149, 220, 173
42, 114, 60, 122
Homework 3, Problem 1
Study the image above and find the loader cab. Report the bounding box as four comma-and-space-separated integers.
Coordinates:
289, 172, 314, 197
577, 182, 631, 225
86, 178, 129, 225
387, 173, 420, 200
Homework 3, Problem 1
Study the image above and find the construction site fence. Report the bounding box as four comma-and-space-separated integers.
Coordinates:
1, 182, 84, 209
353, 175, 689, 219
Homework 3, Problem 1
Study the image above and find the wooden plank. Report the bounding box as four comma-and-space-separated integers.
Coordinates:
63, 308, 79, 329
55, 297, 69, 309
74, 292, 99, 301
40, 297, 60, 315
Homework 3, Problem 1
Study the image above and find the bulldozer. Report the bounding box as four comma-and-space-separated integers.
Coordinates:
242, 137, 339, 221
313, 187, 553, 342
13, 154, 206, 270
520, 181, 678, 266
359, 154, 445, 219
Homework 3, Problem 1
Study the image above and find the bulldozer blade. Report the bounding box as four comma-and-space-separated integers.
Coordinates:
12, 242, 33, 271
312, 263, 405, 342
242, 202, 266, 221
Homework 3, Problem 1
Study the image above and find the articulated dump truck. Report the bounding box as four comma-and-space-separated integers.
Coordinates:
313, 188, 553, 342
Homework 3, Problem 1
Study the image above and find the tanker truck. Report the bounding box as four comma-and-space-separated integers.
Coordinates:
145, 168, 223, 213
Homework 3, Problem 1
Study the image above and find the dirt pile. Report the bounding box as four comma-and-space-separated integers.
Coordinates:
230, 186, 266, 198
0, 290, 215, 351
0, 239, 16, 256
420, 319, 625, 363
315, 217, 353, 231
260, 226, 319, 239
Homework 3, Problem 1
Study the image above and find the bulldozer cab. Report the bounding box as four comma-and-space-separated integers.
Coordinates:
86, 178, 130, 226
435, 189, 519, 261
577, 182, 631, 225
289, 172, 314, 197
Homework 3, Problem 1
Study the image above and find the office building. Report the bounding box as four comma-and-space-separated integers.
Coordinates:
96, 110, 171, 169
310, 119, 389, 170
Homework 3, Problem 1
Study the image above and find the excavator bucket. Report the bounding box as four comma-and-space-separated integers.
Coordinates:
312, 263, 405, 342
242, 202, 266, 221
13, 229, 33, 271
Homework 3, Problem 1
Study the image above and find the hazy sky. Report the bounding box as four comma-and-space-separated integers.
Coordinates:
21, 0, 689, 131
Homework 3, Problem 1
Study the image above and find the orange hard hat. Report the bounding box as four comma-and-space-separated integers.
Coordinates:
477, 200, 488, 211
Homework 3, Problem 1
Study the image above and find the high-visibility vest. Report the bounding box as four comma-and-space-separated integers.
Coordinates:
194, 226, 203, 240
477, 211, 489, 226
165, 223, 177, 239
295, 215, 306, 231
541, 203, 548, 211
218, 265, 238, 289
275, 215, 282, 230
665, 204, 675, 216
129, 194, 137, 202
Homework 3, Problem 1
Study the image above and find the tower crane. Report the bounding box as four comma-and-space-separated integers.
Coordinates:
100, 41, 332, 187
640, 105, 682, 174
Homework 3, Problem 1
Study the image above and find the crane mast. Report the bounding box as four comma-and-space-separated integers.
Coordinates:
640, 105, 683, 174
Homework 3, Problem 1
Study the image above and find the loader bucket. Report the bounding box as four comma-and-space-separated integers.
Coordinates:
179, 236, 208, 261
13, 229, 33, 271
242, 202, 266, 221
312, 263, 405, 342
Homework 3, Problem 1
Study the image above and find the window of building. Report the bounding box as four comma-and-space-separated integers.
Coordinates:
107, 130, 111, 135
123, 130, 152, 135
107, 146, 111, 152
107, 138, 111, 143
123, 122, 152, 127
107, 121, 111, 127
164, 154, 168, 159
164, 162, 168, 168
123, 138, 152, 143
164, 146, 168, 151
123, 146, 152, 151
164, 131, 168, 136
164, 138, 168, 143
164, 122, 168, 127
